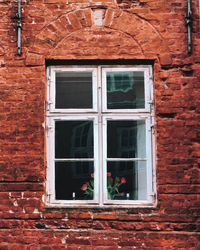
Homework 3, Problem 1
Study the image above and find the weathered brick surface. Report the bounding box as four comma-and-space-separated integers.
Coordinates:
0, 0, 200, 248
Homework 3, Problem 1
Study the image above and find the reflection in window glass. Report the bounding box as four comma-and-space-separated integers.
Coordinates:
107, 120, 146, 158
55, 162, 94, 200
56, 72, 93, 109
107, 161, 147, 200
107, 71, 144, 109
55, 121, 93, 158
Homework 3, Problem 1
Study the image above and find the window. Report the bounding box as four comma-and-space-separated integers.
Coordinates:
46, 65, 155, 207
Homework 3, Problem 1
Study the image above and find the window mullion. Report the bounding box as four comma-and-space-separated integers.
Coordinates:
98, 66, 104, 206
102, 115, 107, 204
93, 116, 99, 203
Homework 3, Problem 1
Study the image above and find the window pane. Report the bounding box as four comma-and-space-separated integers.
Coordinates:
107, 161, 147, 200
56, 71, 93, 109
55, 162, 94, 200
107, 120, 146, 158
55, 121, 93, 158
106, 71, 144, 109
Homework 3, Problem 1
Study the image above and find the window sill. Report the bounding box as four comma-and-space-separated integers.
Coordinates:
44, 201, 157, 210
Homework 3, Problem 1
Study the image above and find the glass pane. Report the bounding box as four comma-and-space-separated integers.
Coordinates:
107, 120, 146, 158
55, 121, 93, 158
107, 71, 144, 109
56, 71, 93, 109
55, 162, 94, 200
107, 161, 147, 200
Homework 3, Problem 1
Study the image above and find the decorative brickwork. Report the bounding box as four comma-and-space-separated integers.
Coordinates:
0, 0, 200, 249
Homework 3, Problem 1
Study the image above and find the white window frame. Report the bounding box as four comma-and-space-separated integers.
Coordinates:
102, 115, 153, 205
46, 65, 155, 208
102, 66, 151, 113
46, 115, 99, 205
47, 66, 98, 113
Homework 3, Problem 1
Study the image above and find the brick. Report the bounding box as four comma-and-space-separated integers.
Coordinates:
104, 8, 114, 27
25, 53, 44, 66
159, 53, 173, 66
84, 8, 93, 27
67, 12, 82, 30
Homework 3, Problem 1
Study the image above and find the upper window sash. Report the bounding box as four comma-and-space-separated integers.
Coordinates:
102, 66, 152, 113
47, 66, 98, 113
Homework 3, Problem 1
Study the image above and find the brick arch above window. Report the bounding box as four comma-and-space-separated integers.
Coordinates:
50, 28, 144, 59
26, 8, 172, 66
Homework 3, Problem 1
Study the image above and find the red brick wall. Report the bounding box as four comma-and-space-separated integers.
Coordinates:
0, 0, 200, 248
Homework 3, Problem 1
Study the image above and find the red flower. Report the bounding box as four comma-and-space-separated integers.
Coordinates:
81, 183, 88, 191
107, 172, 111, 177
121, 177, 126, 184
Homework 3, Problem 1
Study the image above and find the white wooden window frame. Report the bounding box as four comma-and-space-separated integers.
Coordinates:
47, 66, 98, 113
46, 65, 155, 207
46, 115, 99, 205
102, 115, 153, 205
102, 66, 152, 113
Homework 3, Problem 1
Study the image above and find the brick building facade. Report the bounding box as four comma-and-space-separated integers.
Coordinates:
0, 0, 200, 249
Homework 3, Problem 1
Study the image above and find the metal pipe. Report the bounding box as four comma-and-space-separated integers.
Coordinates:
186, 0, 192, 54
199, 0, 200, 31
12, 0, 22, 56
17, 0, 21, 56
